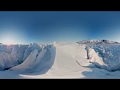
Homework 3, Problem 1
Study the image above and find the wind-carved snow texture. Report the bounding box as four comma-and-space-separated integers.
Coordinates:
10, 49, 38, 71
77, 39, 120, 71
11, 45, 28, 64
1, 40, 120, 79
0, 42, 52, 72
87, 44, 120, 71
10, 47, 51, 73
85, 46, 107, 69
0, 44, 28, 70
22, 43, 42, 62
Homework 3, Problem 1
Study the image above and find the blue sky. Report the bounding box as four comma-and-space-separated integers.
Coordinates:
0, 11, 120, 44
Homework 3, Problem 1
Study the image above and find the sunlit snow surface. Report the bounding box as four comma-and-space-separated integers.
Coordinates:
1, 40, 120, 79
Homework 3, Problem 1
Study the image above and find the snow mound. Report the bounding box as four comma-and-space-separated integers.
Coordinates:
88, 44, 120, 71
85, 46, 107, 69
9, 45, 51, 73
22, 42, 42, 62
1, 41, 120, 78
9, 49, 39, 71
11, 44, 28, 64
0, 44, 28, 70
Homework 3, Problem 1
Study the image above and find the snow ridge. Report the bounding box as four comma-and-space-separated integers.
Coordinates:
77, 39, 120, 44
0, 40, 120, 74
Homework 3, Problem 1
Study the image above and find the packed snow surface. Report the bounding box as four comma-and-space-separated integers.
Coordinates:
0, 40, 120, 78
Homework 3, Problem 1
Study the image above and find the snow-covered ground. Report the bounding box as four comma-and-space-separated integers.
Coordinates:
0, 40, 120, 78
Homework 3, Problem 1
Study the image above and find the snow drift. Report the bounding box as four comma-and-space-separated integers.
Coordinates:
0, 40, 120, 78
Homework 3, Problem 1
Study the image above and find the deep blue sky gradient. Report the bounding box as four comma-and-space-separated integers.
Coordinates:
0, 11, 120, 44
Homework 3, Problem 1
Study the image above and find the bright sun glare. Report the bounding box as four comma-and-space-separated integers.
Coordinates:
3, 38, 15, 45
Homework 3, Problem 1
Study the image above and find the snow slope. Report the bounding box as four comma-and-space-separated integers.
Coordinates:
88, 44, 120, 71
0, 40, 120, 78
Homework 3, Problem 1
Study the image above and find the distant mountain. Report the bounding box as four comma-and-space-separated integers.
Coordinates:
76, 39, 120, 44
